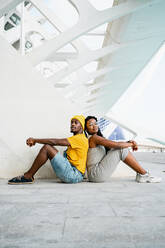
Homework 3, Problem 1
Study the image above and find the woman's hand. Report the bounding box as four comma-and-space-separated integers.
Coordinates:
26, 137, 36, 147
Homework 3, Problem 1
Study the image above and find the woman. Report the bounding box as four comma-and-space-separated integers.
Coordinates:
85, 116, 161, 183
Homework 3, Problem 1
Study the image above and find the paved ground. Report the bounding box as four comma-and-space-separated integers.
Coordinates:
0, 153, 165, 248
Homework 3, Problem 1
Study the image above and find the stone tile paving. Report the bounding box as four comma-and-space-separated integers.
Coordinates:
0, 158, 165, 248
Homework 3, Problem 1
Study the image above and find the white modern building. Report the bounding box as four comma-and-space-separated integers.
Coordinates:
0, 0, 165, 178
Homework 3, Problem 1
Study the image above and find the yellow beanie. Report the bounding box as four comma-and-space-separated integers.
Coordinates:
71, 115, 85, 130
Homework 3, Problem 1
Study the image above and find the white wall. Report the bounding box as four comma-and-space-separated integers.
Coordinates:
0, 36, 80, 179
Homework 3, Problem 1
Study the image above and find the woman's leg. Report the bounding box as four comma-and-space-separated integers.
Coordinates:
124, 151, 161, 183
88, 148, 161, 183
88, 148, 146, 182
89, 148, 128, 182
24, 144, 58, 179
123, 151, 147, 175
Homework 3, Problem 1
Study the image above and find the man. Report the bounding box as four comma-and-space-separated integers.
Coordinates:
8, 115, 88, 184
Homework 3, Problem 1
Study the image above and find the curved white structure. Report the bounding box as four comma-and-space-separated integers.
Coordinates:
0, 0, 165, 178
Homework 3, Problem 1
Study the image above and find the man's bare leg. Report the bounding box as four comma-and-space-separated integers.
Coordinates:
24, 144, 58, 179
123, 151, 147, 175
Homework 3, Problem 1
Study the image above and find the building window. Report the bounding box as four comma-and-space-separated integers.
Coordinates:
4, 22, 14, 31
25, 41, 32, 49
9, 13, 20, 26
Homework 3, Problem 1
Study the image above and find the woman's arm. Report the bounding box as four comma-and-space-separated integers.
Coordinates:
90, 134, 137, 150
26, 137, 70, 147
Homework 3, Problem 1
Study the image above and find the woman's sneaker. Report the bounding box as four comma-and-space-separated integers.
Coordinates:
136, 172, 162, 183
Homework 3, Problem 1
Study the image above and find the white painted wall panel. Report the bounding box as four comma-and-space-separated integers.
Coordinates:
0, 36, 80, 178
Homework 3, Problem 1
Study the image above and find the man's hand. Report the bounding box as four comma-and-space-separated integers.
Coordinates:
128, 140, 138, 151
26, 137, 36, 147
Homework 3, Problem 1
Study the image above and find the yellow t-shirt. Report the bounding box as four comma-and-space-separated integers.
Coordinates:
66, 133, 88, 174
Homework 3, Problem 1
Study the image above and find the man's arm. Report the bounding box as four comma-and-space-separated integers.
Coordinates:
26, 137, 70, 147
